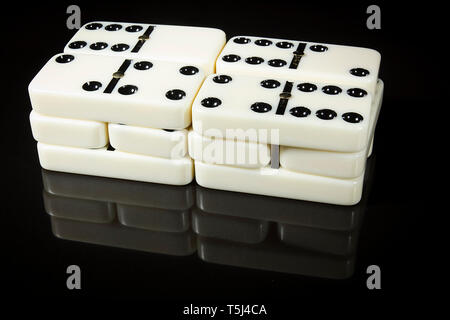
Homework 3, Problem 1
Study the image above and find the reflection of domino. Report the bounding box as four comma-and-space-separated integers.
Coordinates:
277, 223, 359, 256
43, 190, 116, 223
42, 170, 193, 233
43, 168, 196, 253
51, 217, 196, 256
197, 236, 354, 279
41, 169, 195, 210
192, 208, 269, 244
116, 203, 191, 233
44, 189, 191, 233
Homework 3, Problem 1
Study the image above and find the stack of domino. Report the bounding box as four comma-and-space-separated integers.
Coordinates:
29, 22, 226, 185
189, 36, 382, 205
29, 22, 383, 206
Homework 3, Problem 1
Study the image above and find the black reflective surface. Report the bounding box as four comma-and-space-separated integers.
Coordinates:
41, 156, 374, 278
4, 1, 435, 313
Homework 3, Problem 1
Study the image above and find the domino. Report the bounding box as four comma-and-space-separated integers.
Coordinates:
192, 74, 374, 152
217, 36, 380, 94
279, 79, 383, 178
194, 154, 375, 207
194, 161, 364, 205
279, 146, 367, 179
37, 143, 193, 185
29, 53, 205, 129
108, 124, 188, 159
65, 22, 226, 74
30, 110, 108, 148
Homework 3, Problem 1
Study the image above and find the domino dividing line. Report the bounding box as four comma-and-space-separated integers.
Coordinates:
131, 26, 155, 53
289, 42, 306, 69
103, 59, 132, 94
270, 144, 280, 169
273, 81, 295, 168
275, 81, 294, 115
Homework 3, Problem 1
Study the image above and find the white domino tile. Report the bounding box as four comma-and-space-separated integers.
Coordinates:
64, 22, 226, 74
279, 146, 367, 179
217, 36, 380, 94
194, 161, 364, 205
37, 143, 193, 185
193, 74, 373, 152
280, 79, 383, 178
188, 130, 270, 168
29, 53, 205, 129
108, 124, 187, 158
30, 110, 108, 148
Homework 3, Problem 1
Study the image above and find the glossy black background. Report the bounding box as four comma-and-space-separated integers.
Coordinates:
3, 1, 437, 315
